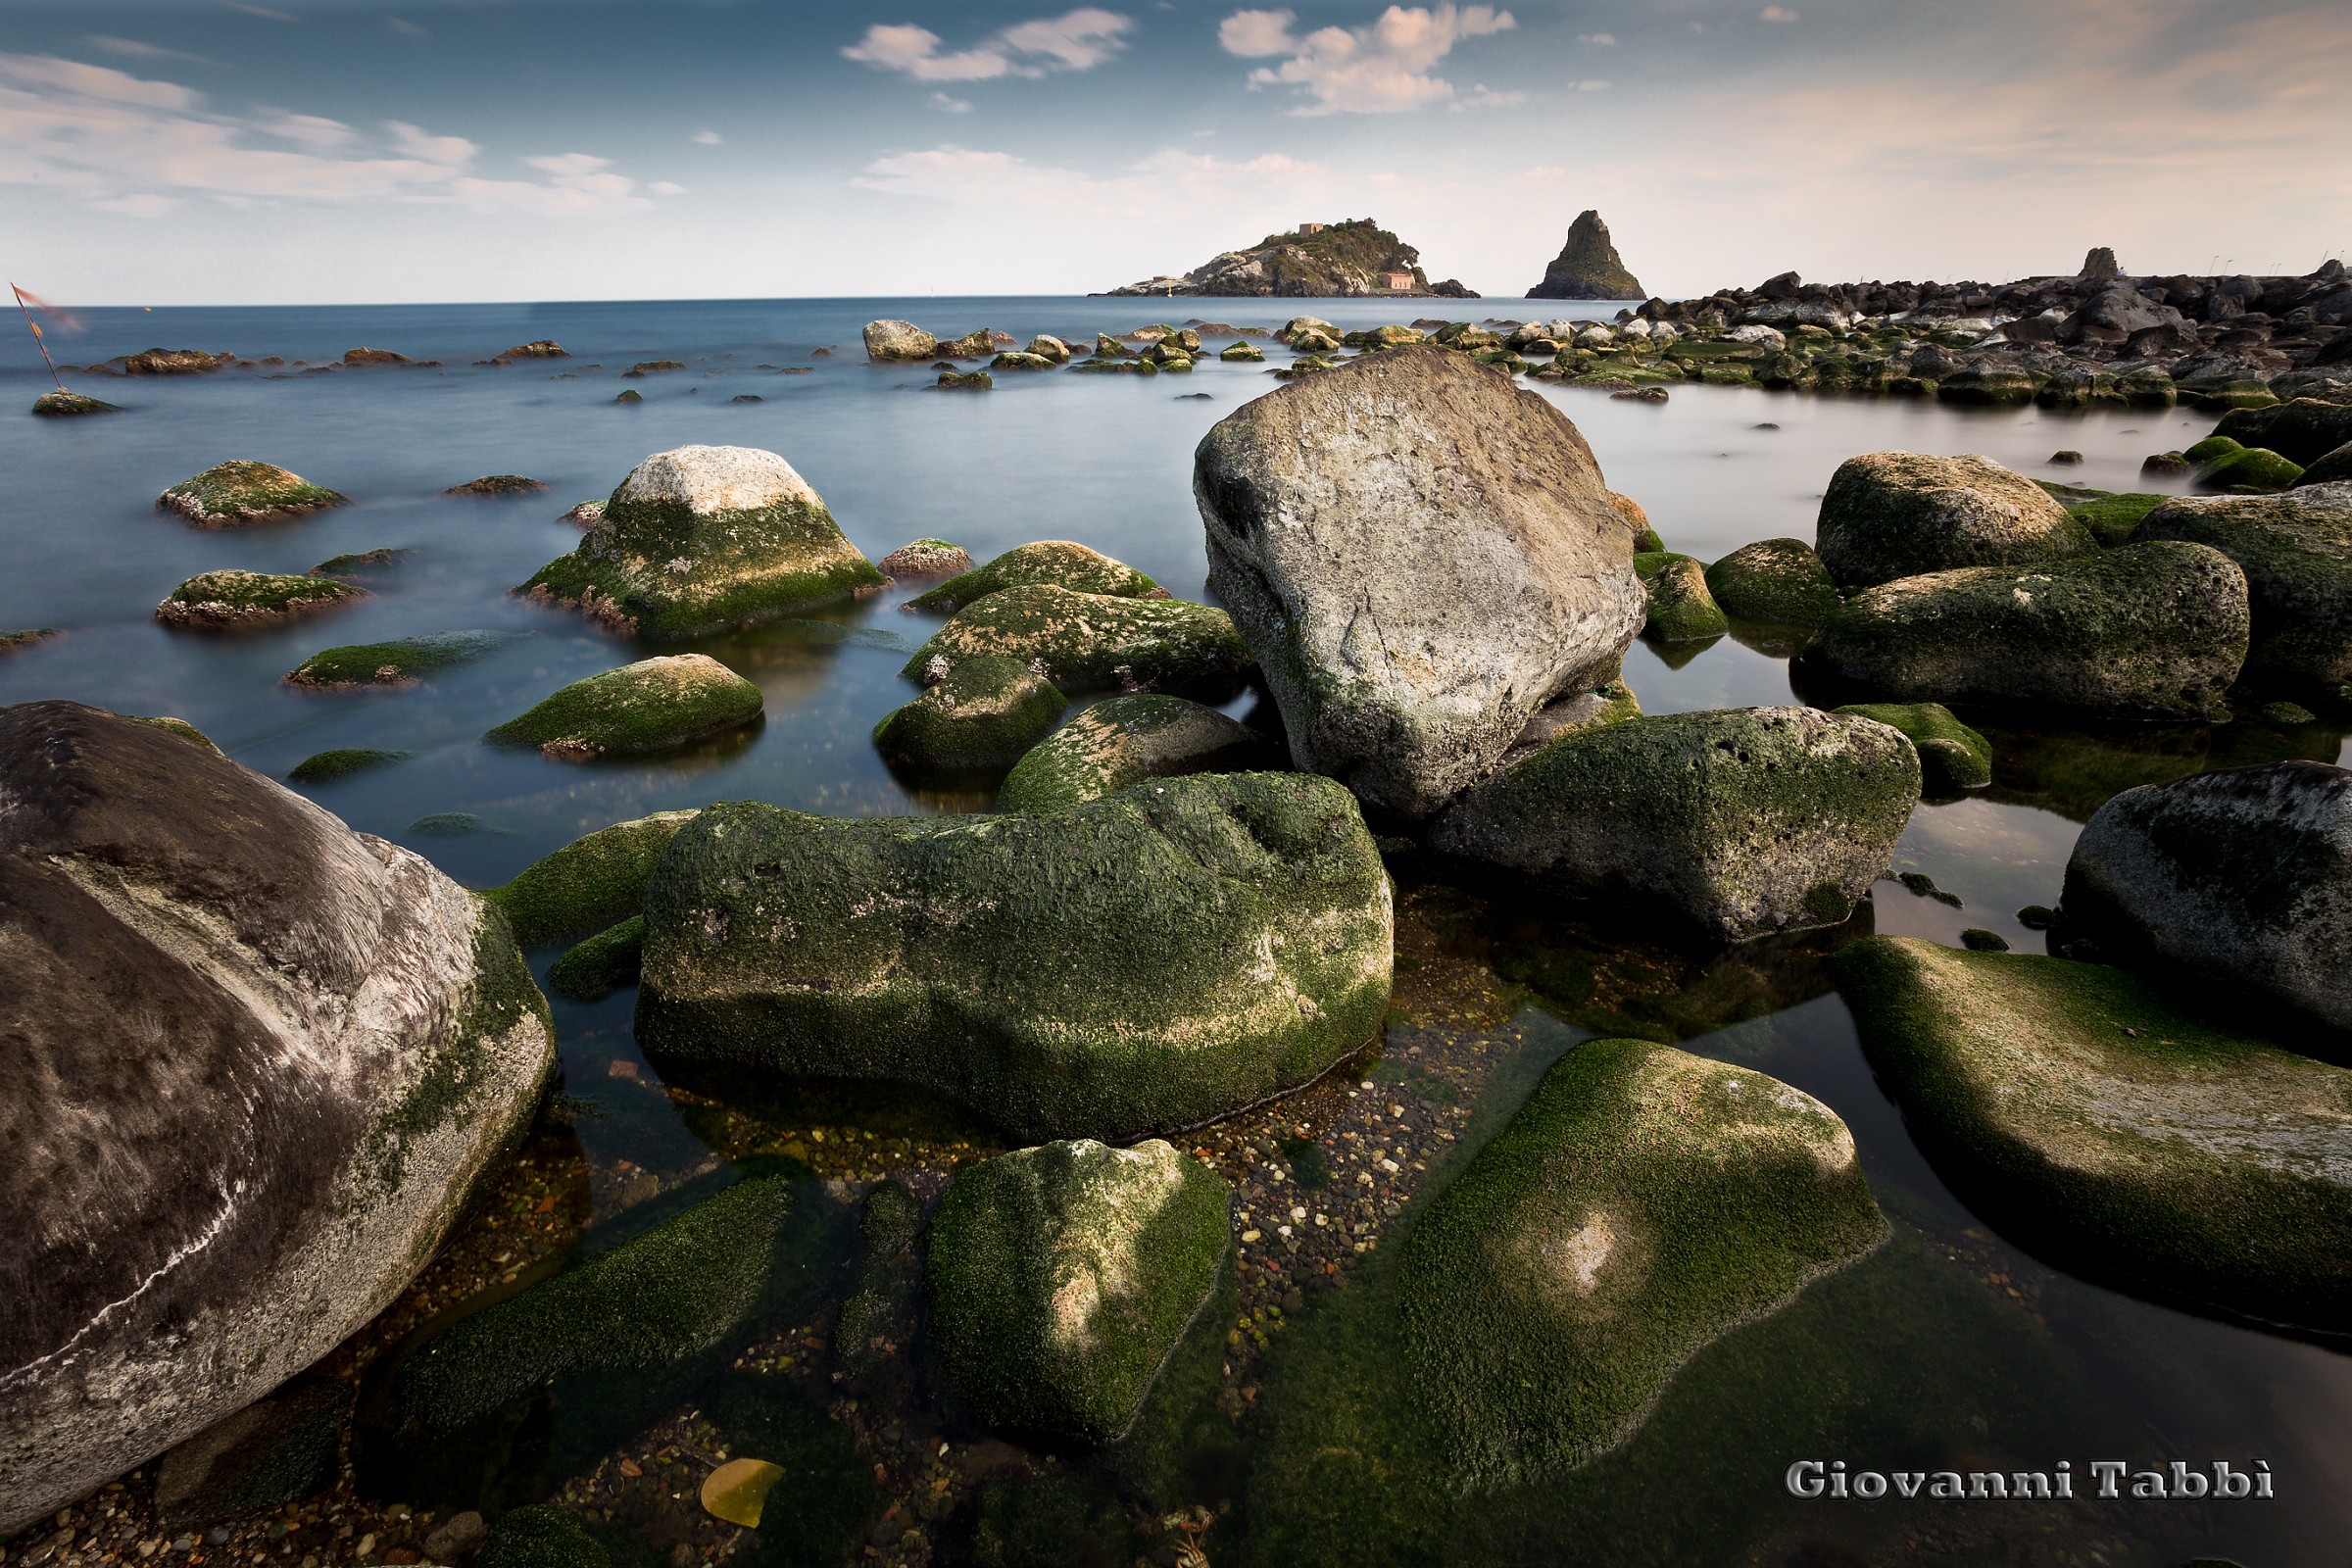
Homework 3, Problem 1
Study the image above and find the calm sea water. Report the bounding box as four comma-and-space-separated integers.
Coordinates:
5, 297, 2347, 1564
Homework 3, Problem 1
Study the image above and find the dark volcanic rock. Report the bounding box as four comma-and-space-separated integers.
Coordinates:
1526, 210, 1645, 301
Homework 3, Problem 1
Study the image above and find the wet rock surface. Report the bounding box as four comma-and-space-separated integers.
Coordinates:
1816, 453, 2095, 588
996, 694, 1281, 811
900, 584, 1250, 699
484, 654, 763, 760
2132, 481, 2352, 689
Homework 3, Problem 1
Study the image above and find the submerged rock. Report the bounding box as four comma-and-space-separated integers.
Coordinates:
154, 1382, 349, 1532
1633, 553, 1729, 642
287, 747, 409, 783
484, 809, 700, 946
30, 390, 121, 416
996, 694, 1282, 812
1399, 1040, 1885, 1488
157, 461, 348, 528
877, 538, 973, 578
871, 654, 1068, 773
1835, 937, 2352, 1331
284, 631, 506, 688
1833, 702, 1991, 794
635, 773, 1392, 1142
1796, 543, 2250, 719
484, 654, 762, 760
901, 585, 1250, 699
1703, 537, 1839, 627
1429, 707, 1919, 942
927, 1140, 1230, 1445
1195, 346, 1643, 818
1816, 453, 2095, 589
516, 445, 884, 640
547, 914, 645, 1002
0, 703, 553, 1535
2132, 483, 2352, 690
155, 570, 366, 632
2062, 760, 2352, 1033
906, 540, 1165, 614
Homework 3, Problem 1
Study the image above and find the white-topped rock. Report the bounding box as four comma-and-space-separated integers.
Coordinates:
612, 444, 823, 514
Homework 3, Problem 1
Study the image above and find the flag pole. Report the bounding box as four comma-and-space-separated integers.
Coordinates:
12, 285, 68, 394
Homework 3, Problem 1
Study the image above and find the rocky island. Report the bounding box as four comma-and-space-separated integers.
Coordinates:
1526, 210, 1645, 301
1098, 218, 1476, 298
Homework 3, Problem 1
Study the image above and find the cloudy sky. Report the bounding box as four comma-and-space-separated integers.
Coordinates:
2, 0, 2346, 304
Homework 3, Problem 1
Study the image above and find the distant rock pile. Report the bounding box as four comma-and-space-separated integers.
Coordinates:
1526, 210, 1644, 301
1099, 218, 1476, 299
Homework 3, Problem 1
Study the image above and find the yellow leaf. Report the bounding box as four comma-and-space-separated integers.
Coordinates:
700, 1457, 787, 1529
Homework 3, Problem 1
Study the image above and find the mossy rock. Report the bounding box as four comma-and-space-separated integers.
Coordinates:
2212, 398, 2352, 466
309, 547, 414, 577
928, 1140, 1230, 1445
31, 391, 121, 416
288, 748, 409, 783
877, 539, 972, 578
2182, 434, 2243, 466
1219, 342, 1264, 362
1936, 367, 2042, 405
1024, 335, 1071, 363
613, 390, 642, 405
907, 541, 1164, 615
2056, 489, 2169, 547
938, 369, 993, 390
477, 1504, 609, 1568
1703, 538, 1838, 627
635, 773, 1392, 1142
1397, 1040, 1885, 1489
484, 655, 761, 760
1795, 542, 2250, 720
990, 353, 1056, 371
483, 809, 699, 946
284, 631, 506, 688
1832, 703, 1990, 794
157, 462, 347, 528
1631, 553, 1728, 642
2300, 440, 2352, 488
996, 695, 1281, 812
1816, 453, 2093, 588
446, 475, 545, 496
902, 585, 1250, 700
2197, 447, 2304, 493
1429, 707, 1920, 942
516, 446, 884, 640
155, 570, 365, 632
872, 655, 1067, 774
2130, 486, 2352, 689
547, 915, 645, 1002
119, 713, 219, 752
1833, 937, 2352, 1331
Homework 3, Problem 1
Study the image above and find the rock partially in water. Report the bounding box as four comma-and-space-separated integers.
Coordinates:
1429, 707, 1919, 942
492, 340, 568, 363
2132, 482, 2352, 690
2062, 760, 2352, 1033
284, 631, 507, 688
444, 474, 546, 496
0, 703, 553, 1536
484, 809, 699, 946
927, 1140, 1230, 1445
309, 547, 414, 577
877, 538, 972, 578
516, 445, 884, 640
119, 348, 229, 375
1632, 552, 1728, 642
2212, 397, 2352, 466
547, 914, 645, 1001
157, 461, 349, 528
1195, 345, 1643, 819
154, 1381, 350, 1532
31, 390, 121, 416
1398, 1040, 1885, 1488
484, 654, 762, 760
1703, 537, 1838, 627
901, 584, 1250, 699
1816, 452, 2095, 588
996, 694, 1282, 812
1833, 702, 1992, 794
863, 320, 938, 361
1836, 936, 2352, 1331
1796, 543, 2250, 719
155, 569, 366, 631
906, 540, 1165, 614
287, 747, 409, 784
872, 654, 1068, 773
636, 773, 1392, 1142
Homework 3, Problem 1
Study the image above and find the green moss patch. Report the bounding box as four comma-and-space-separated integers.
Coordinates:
907, 541, 1164, 614
1704, 538, 1838, 627
1833, 702, 1991, 794
32, 391, 121, 416
2132, 489, 2352, 688
155, 570, 365, 631
547, 915, 645, 1001
2198, 447, 2304, 493
158, 461, 348, 527
872, 654, 1068, 774
997, 694, 1282, 812
903, 585, 1250, 700
1632, 553, 1728, 642
284, 631, 506, 687
288, 747, 409, 783
484, 654, 762, 759
483, 809, 700, 946
477, 1504, 609, 1568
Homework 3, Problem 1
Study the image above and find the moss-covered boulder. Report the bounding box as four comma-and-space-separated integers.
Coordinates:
31, 391, 120, 416
2212, 397, 2352, 466
1796, 543, 2249, 719
879, 539, 972, 578
1816, 453, 2094, 588
938, 368, 993, 391
2131, 483, 2352, 689
516, 445, 884, 640
1834, 937, 2352, 1331
1632, 553, 1728, 642
902, 585, 1250, 700
2062, 760, 2351, 1033
1398, 1040, 1885, 1488
872, 655, 1067, 773
283, 631, 505, 688
155, 570, 365, 632
2197, 446, 2304, 492
476, 1505, 608, 1568
157, 462, 348, 528
996, 695, 1281, 812
635, 773, 1391, 1142
547, 915, 645, 1002
484, 654, 762, 760
927, 1140, 1229, 1445
288, 747, 408, 783
483, 809, 699, 946
906, 541, 1165, 614
1429, 707, 1920, 942
1703, 538, 1838, 627
2054, 488, 2169, 547
1832, 703, 1990, 795
1220, 342, 1264, 363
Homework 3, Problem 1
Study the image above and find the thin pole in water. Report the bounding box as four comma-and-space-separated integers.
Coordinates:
11, 284, 68, 393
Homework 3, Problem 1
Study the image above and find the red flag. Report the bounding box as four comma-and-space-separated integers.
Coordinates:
11, 284, 72, 391
11, 285, 83, 335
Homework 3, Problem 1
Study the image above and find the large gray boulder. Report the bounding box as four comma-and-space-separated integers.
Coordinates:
1194, 346, 1643, 819
0, 704, 554, 1534
2058, 283, 2186, 347
1428, 707, 1920, 941
2131, 482, 2352, 690
2062, 760, 2352, 1033
1815, 452, 2095, 588
862, 319, 938, 361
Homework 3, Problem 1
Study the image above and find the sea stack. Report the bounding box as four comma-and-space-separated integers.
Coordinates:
2080, 246, 2122, 280
1527, 211, 1645, 301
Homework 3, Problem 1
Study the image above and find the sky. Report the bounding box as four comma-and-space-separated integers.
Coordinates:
0, 0, 2347, 304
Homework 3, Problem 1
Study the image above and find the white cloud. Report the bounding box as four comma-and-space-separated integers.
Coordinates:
1524, 164, 1566, 177
1220, 3, 1517, 115
1578, 31, 1614, 45
0, 54, 200, 111
86, 36, 216, 66
843, 10, 1133, 82
1452, 83, 1525, 109
387, 17, 429, 39
1760, 7, 1800, 21
227, 4, 300, 22
255, 112, 351, 151
927, 91, 974, 113
386, 121, 474, 167
852, 142, 1322, 216
692, 128, 722, 145
1574, 78, 1610, 90
91, 191, 180, 217
648, 180, 686, 197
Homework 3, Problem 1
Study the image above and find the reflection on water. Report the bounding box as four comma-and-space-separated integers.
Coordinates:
5, 297, 2349, 1563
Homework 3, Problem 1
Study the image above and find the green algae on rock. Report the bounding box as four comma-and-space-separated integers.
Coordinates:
31, 390, 121, 416
444, 474, 546, 496
1795, 542, 2250, 719
1816, 452, 2095, 588
2197, 446, 2304, 493
155, 569, 366, 632
1833, 702, 1992, 794
1632, 552, 1729, 642
1834, 936, 2352, 1331
2131, 483, 2352, 689
516, 445, 884, 641
1703, 537, 1839, 627
287, 747, 409, 784
1429, 707, 1920, 942
483, 809, 699, 947
2212, 397, 2352, 466
927, 1139, 1230, 1445
635, 773, 1391, 1142
1398, 1040, 1885, 1489
475, 1504, 609, 1568
906, 540, 1166, 614
118, 712, 219, 752
2042, 486, 2170, 547
872, 654, 1068, 774
484, 654, 761, 760
284, 631, 507, 688
996, 694, 1282, 812
157, 461, 348, 528
902, 584, 1251, 700
547, 914, 646, 1002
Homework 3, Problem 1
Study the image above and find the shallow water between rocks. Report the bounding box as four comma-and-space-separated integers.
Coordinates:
5, 297, 2349, 1567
